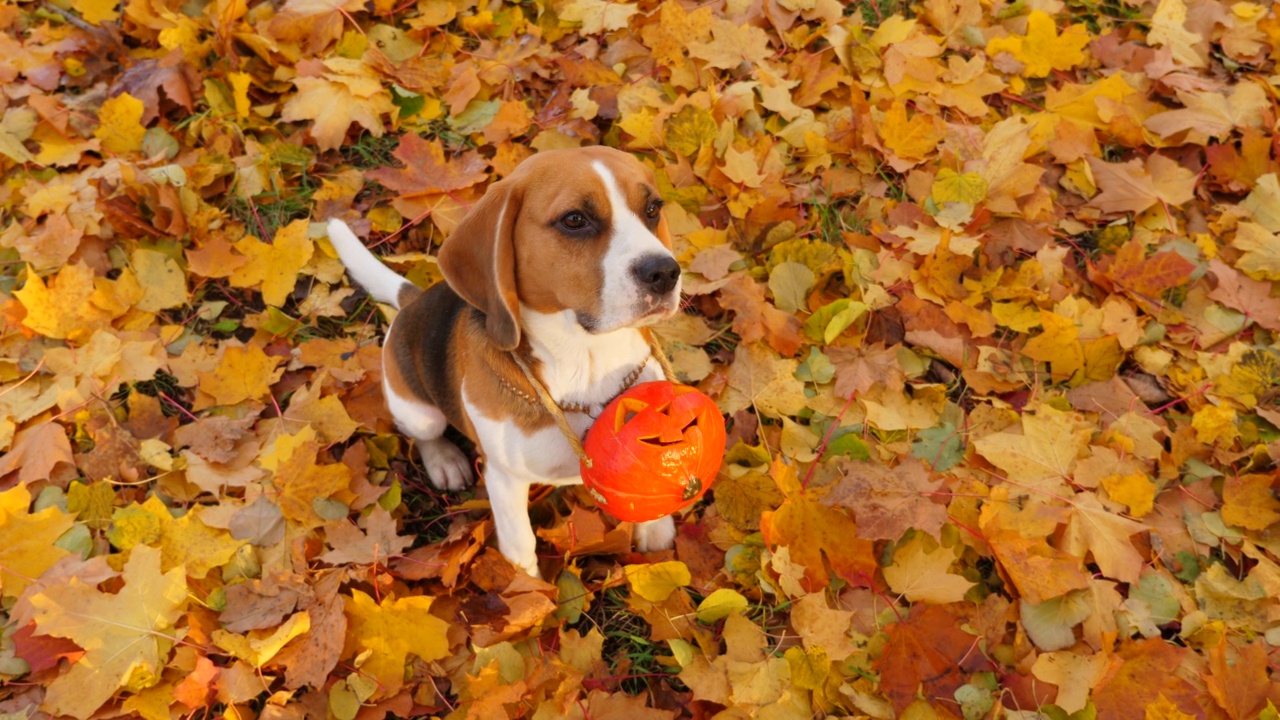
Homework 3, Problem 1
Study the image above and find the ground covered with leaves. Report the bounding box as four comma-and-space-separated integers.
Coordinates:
2, 0, 1280, 717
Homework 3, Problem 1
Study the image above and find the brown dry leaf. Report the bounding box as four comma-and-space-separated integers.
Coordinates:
824, 458, 948, 540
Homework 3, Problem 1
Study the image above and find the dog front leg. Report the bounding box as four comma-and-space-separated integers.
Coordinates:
633, 515, 676, 552
486, 467, 541, 578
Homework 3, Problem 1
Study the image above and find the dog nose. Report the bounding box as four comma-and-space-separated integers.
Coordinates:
633, 255, 680, 295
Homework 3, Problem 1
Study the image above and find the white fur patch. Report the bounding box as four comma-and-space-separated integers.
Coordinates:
591, 161, 682, 332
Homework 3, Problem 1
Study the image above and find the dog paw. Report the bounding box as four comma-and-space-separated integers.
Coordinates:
420, 438, 473, 491
634, 516, 677, 552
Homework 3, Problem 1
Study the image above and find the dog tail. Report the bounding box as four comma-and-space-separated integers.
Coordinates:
326, 218, 418, 309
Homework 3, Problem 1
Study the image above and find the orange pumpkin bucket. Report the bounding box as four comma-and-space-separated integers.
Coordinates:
580, 381, 727, 522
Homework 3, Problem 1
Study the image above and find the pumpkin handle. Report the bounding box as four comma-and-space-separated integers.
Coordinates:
645, 331, 677, 381
508, 334, 673, 470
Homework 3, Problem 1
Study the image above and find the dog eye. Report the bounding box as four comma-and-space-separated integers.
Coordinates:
559, 212, 589, 231
645, 199, 664, 219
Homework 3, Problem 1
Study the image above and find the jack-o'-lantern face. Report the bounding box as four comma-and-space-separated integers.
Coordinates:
581, 381, 727, 523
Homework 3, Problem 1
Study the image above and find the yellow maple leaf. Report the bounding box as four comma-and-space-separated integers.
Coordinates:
1232, 221, 1280, 280
74, 0, 121, 24
1222, 474, 1280, 531
1064, 493, 1147, 584
0, 484, 73, 599
641, 0, 714, 68
1022, 311, 1084, 382
280, 59, 396, 152
195, 343, 285, 408
931, 168, 988, 205
973, 404, 1092, 495
1191, 404, 1238, 447
93, 93, 147, 154
986, 11, 1090, 78
155, 503, 244, 579
107, 498, 243, 578
688, 17, 773, 70
625, 561, 692, 602
284, 377, 360, 444
559, 0, 639, 33
30, 545, 187, 720
883, 534, 975, 604
1148, 0, 1206, 68
274, 440, 351, 526
15, 263, 116, 341
1101, 472, 1156, 517
229, 219, 314, 306
721, 147, 767, 187
879, 100, 944, 162
343, 590, 451, 699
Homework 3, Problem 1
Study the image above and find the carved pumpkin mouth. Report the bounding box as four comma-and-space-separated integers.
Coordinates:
637, 418, 697, 446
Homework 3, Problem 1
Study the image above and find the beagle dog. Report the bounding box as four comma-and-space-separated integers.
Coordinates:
327, 146, 683, 577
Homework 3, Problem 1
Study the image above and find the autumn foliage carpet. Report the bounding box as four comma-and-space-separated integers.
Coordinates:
3, 0, 1280, 717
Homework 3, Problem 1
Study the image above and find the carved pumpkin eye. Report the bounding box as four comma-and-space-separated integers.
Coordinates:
581, 381, 726, 523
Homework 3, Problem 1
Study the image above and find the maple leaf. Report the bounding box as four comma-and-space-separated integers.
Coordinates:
0, 107, 37, 163
93, 93, 147, 154
29, 545, 187, 720
973, 404, 1092, 496
559, 0, 639, 33
320, 507, 413, 565
641, 1, 714, 69
1092, 639, 1200, 719
14, 262, 116, 341
1103, 240, 1197, 300
364, 133, 489, 198
280, 59, 397, 152
1148, 0, 1207, 67
760, 493, 877, 591
879, 99, 944, 162
344, 590, 452, 699
823, 458, 948, 541
1063, 493, 1147, 584
0, 484, 73, 600
0, 420, 75, 487
1204, 638, 1270, 720
1231, 221, 1280, 281
1221, 473, 1280, 530
883, 533, 975, 603
986, 11, 1090, 78
1086, 154, 1196, 215
194, 343, 285, 409
688, 18, 772, 69
718, 343, 808, 419
717, 274, 804, 356
228, 219, 315, 307
1144, 84, 1267, 142
875, 604, 993, 713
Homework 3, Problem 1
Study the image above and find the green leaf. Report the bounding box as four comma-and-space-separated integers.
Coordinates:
795, 347, 835, 384
912, 423, 964, 471
1020, 589, 1092, 651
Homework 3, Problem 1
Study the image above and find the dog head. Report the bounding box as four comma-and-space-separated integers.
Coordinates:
437, 146, 681, 350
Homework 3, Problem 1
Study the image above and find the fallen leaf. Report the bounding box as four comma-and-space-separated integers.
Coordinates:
30, 545, 187, 720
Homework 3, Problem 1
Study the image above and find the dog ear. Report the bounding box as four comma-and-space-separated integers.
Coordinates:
439, 178, 523, 351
